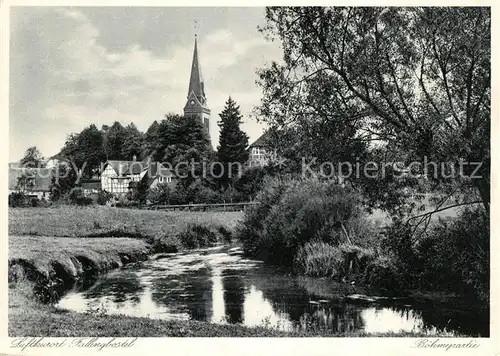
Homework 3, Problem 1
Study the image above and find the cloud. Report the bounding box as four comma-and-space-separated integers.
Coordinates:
9, 7, 282, 161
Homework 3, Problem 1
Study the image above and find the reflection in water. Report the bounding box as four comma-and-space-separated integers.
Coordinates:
56, 245, 488, 336
84, 270, 143, 304
222, 270, 245, 324
362, 307, 423, 334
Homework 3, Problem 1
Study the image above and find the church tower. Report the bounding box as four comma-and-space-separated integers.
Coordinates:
183, 36, 211, 139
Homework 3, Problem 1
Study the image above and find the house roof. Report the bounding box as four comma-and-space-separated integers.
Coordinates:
104, 160, 148, 176
8, 167, 52, 192
140, 162, 174, 187
147, 162, 173, 177
249, 131, 272, 148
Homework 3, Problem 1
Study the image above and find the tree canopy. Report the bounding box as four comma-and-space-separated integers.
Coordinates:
20, 146, 45, 167
59, 124, 106, 179
256, 7, 490, 212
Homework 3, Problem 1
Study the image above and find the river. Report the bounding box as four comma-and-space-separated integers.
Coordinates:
56, 244, 488, 336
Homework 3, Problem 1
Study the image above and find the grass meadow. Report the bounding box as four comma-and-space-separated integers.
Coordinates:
9, 206, 243, 237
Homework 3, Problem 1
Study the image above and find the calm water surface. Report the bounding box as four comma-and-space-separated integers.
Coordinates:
57, 245, 487, 336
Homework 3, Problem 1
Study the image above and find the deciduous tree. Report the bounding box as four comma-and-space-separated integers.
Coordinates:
20, 146, 45, 167
256, 7, 490, 212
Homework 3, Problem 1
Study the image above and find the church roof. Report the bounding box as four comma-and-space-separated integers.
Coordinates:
186, 37, 206, 103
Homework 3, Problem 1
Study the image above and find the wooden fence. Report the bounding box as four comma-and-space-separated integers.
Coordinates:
144, 201, 260, 212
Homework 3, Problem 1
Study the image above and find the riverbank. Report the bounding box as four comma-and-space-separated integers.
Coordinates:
8, 207, 243, 294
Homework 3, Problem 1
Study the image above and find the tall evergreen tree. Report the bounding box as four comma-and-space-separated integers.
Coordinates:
217, 97, 249, 187
143, 120, 160, 160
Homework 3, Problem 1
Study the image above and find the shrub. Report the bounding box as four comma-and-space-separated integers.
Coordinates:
9, 192, 28, 207
114, 194, 136, 207
96, 190, 113, 205
338, 243, 375, 276
177, 224, 223, 249
147, 183, 171, 205
217, 225, 233, 244
67, 187, 93, 206
30, 197, 40, 207
237, 178, 372, 266
38, 197, 50, 208
294, 240, 343, 277
234, 166, 267, 200
295, 240, 376, 281
364, 254, 401, 291
415, 207, 489, 305
236, 177, 291, 258
382, 206, 489, 306
194, 186, 223, 204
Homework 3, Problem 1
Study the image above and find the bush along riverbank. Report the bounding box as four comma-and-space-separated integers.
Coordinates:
236, 178, 489, 312
8, 207, 240, 303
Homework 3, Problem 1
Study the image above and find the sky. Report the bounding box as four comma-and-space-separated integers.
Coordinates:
9, 7, 283, 162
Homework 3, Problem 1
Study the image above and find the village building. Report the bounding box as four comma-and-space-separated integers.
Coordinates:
8, 166, 52, 200
100, 160, 148, 195
248, 131, 276, 167
142, 162, 176, 189
100, 160, 176, 196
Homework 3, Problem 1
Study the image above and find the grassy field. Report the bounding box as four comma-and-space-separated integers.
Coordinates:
9, 206, 243, 237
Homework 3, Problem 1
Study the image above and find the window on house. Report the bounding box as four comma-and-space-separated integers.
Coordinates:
159, 176, 172, 183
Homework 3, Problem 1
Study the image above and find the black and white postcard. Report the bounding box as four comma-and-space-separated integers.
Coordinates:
1, 2, 498, 356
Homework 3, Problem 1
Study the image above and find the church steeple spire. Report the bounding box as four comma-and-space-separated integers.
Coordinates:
186, 35, 206, 102
184, 32, 211, 139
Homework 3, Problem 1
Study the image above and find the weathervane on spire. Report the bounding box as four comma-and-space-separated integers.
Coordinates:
194, 20, 199, 38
